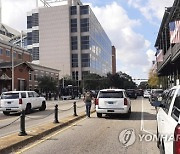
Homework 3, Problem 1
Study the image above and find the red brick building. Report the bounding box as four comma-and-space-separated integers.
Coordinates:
0, 62, 33, 93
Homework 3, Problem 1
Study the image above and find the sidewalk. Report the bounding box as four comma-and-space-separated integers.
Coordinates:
0, 109, 95, 153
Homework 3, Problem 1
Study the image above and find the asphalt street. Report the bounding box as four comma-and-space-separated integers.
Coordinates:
0, 99, 86, 138
12, 97, 159, 154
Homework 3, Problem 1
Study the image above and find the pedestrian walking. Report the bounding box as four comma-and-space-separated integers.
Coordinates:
83, 91, 93, 118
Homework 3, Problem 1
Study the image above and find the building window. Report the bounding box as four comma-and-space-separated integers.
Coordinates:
27, 16, 32, 29
32, 47, 39, 60
34, 74, 38, 81
27, 32, 32, 45
71, 18, 77, 32
81, 53, 90, 67
71, 6, 77, 15
0, 48, 3, 55
32, 13, 39, 27
81, 36, 89, 50
6, 50, 10, 57
80, 18, 89, 32
72, 71, 78, 80
18, 53, 22, 59
71, 36, 78, 50
32, 30, 39, 43
72, 54, 78, 67
80, 5, 89, 15
29, 71, 32, 81
13, 52, 16, 59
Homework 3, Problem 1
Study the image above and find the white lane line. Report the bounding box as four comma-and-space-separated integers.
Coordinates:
141, 97, 144, 131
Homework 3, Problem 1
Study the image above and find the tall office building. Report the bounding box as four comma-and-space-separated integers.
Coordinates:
27, 0, 112, 80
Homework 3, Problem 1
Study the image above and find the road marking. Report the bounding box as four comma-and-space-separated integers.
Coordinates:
141, 97, 144, 131
15, 117, 88, 154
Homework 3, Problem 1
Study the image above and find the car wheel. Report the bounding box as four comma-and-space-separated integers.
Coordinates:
3, 111, 10, 116
25, 104, 32, 114
126, 107, 131, 118
97, 113, 102, 118
39, 101, 46, 111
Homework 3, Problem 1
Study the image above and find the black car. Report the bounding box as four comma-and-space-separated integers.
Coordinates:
149, 89, 163, 104
126, 89, 137, 99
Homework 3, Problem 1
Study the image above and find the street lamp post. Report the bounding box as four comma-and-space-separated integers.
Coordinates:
11, 46, 14, 91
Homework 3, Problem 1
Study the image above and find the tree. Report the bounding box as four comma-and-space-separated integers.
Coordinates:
148, 69, 159, 88
38, 76, 57, 93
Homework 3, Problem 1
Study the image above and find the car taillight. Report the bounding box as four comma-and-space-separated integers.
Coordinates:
19, 98, 23, 104
95, 98, 99, 105
174, 124, 180, 154
124, 98, 128, 105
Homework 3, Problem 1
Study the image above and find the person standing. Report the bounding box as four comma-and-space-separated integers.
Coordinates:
83, 91, 93, 118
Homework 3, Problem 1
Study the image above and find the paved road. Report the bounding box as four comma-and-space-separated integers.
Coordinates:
0, 99, 87, 138
13, 97, 159, 154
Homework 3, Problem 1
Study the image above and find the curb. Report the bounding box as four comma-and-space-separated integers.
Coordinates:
0, 110, 96, 153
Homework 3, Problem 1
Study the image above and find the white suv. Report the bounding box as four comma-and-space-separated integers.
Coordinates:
0, 91, 46, 115
156, 85, 180, 154
95, 89, 131, 118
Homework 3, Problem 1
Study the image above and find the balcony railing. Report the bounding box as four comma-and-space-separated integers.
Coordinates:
171, 43, 180, 62
157, 47, 171, 71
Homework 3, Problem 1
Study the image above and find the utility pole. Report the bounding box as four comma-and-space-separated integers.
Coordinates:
11, 46, 14, 91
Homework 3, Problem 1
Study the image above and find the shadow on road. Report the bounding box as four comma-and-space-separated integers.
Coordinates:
103, 111, 156, 121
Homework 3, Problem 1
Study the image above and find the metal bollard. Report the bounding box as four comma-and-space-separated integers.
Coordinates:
73, 101, 78, 116
54, 104, 59, 123
19, 110, 27, 136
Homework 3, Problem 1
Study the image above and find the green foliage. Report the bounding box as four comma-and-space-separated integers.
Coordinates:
148, 69, 159, 88
80, 72, 136, 90
38, 76, 57, 92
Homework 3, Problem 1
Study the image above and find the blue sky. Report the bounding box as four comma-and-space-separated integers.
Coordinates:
1, 0, 174, 82
81, 0, 174, 82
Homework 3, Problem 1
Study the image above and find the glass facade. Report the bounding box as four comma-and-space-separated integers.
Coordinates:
27, 12, 39, 61
32, 13, 39, 27
81, 36, 89, 50
80, 5, 89, 15
81, 53, 90, 67
27, 32, 32, 45
72, 54, 78, 67
80, 18, 89, 32
71, 6, 77, 15
32, 30, 39, 44
32, 47, 39, 60
71, 19, 77, 32
71, 36, 78, 50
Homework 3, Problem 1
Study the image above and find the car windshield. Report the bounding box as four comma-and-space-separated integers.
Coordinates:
99, 91, 123, 98
1, 93, 19, 99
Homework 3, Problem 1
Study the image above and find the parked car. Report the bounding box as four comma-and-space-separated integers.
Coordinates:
156, 85, 180, 154
149, 89, 163, 104
0, 91, 46, 115
143, 89, 151, 98
126, 89, 137, 99
95, 89, 131, 118
136, 89, 144, 96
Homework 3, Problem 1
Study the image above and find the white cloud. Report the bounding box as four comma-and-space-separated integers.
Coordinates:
127, 0, 174, 22
91, 2, 153, 79
1, 0, 36, 31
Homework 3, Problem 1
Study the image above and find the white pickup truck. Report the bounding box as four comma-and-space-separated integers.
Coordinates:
156, 85, 180, 154
0, 91, 46, 115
